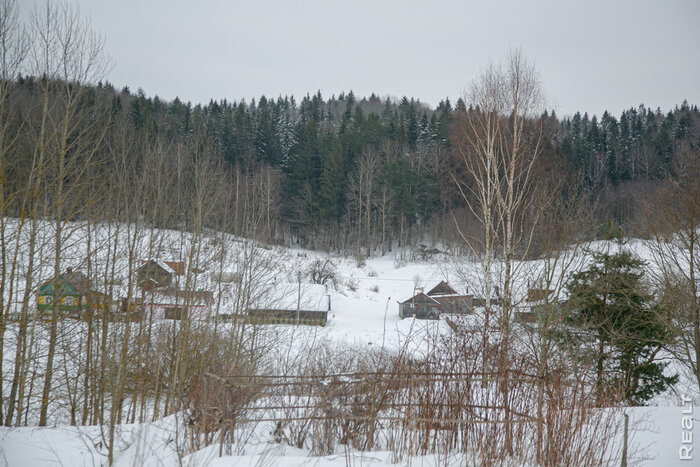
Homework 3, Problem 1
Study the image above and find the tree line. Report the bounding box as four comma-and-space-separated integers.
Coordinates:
5, 66, 697, 256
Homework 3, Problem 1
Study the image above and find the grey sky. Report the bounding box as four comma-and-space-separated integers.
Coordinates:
24, 0, 700, 117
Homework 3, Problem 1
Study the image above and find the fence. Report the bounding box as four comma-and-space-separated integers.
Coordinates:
185, 369, 542, 457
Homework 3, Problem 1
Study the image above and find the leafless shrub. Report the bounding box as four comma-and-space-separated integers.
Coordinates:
183, 364, 263, 455
416, 244, 443, 261
262, 342, 410, 456
536, 374, 626, 466
307, 258, 339, 287
346, 278, 359, 292
113, 319, 632, 466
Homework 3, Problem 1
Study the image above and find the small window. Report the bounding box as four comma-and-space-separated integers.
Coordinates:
165, 307, 185, 320
64, 296, 74, 306
45, 296, 53, 305
409, 303, 415, 308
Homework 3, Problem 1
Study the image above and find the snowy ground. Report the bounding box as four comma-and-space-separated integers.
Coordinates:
1, 404, 697, 466
0, 221, 698, 466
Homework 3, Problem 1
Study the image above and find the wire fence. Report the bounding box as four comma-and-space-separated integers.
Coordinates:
185, 368, 544, 457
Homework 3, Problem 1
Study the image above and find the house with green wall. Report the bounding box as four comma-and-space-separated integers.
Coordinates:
37, 268, 109, 317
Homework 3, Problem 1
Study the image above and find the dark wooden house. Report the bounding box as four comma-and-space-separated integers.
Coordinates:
399, 281, 472, 319
398, 292, 441, 319
426, 281, 456, 296
136, 260, 184, 290
515, 288, 556, 324
526, 288, 554, 303
472, 297, 500, 308
426, 281, 473, 314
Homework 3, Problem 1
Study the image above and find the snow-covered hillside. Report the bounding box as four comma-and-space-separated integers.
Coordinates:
0, 219, 697, 466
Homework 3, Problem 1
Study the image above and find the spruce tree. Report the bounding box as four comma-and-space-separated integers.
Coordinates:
565, 248, 677, 405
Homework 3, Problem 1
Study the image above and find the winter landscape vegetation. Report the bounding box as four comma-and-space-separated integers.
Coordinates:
0, 1, 698, 466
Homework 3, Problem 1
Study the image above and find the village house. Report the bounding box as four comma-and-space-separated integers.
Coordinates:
527, 288, 554, 303
125, 259, 213, 320
136, 260, 186, 290
399, 281, 472, 319
398, 292, 441, 319
129, 288, 214, 320
37, 268, 110, 319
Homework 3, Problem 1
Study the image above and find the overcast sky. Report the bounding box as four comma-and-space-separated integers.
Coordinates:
22, 0, 700, 117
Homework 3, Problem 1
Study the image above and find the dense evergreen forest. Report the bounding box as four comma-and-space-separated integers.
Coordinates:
5, 75, 700, 255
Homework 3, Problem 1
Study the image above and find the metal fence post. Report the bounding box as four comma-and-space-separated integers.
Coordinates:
621, 412, 628, 467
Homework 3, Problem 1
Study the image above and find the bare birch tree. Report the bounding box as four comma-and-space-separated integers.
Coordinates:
519, 175, 596, 461
0, 0, 26, 426
452, 49, 546, 341
348, 146, 381, 256
25, 0, 109, 426
450, 48, 547, 451
645, 143, 700, 397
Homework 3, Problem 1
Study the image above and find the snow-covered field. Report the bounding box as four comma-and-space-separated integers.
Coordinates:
1, 405, 697, 466
0, 219, 697, 466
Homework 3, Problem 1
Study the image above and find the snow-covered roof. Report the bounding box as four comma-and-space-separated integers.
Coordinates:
140, 259, 186, 276
399, 292, 441, 305
39, 269, 92, 295
427, 281, 458, 296
140, 288, 213, 306
248, 283, 330, 312
429, 293, 471, 299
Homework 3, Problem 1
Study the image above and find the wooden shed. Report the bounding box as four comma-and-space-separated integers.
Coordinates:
246, 308, 328, 326
245, 283, 330, 326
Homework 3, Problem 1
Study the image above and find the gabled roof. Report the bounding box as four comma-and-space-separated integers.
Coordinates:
247, 283, 329, 312
427, 281, 458, 297
142, 287, 214, 306
39, 269, 91, 295
139, 260, 168, 273
164, 261, 185, 275
139, 260, 175, 275
399, 292, 441, 306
